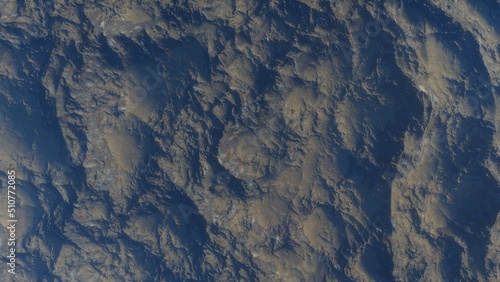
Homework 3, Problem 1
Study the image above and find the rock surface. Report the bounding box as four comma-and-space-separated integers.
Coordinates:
0, 0, 499, 281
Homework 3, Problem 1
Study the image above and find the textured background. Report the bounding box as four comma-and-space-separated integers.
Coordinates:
0, 0, 499, 281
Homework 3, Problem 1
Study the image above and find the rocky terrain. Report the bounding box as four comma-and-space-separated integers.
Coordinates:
0, 0, 499, 281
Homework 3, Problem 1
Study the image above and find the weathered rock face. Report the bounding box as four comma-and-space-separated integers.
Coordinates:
218, 124, 285, 183
0, 0, 499, 281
